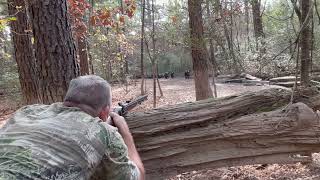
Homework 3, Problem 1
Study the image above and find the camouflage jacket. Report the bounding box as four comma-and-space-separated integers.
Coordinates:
0, 103, 139, 180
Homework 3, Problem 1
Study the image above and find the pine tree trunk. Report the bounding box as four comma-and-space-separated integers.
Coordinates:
28, 0, 79, 104
77, 36, 90, 75
188, 0, 213, 100
8, 0, 39, 104
300, 0, 312, 86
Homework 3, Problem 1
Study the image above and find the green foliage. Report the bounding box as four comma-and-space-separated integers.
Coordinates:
0, 17, 16, 31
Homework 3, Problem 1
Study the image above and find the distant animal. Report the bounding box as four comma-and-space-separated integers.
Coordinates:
170, 72, 174, 78
185, 70, 191, 79
164, 72, 169, 79
158, 74, 164, 78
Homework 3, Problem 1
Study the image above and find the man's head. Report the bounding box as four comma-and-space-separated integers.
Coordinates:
64, 75, 112, 121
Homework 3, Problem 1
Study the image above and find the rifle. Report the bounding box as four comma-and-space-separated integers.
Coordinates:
113, 95, 148, 116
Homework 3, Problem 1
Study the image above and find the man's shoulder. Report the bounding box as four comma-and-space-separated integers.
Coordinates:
15, 103, 66, 115
6, 103, 98, 127
18, 102, 93, 116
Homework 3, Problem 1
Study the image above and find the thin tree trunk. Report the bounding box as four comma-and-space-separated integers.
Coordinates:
245, 0, 251, 51
235, 15, 241, 52
156, 63, 163, 97
251, 0, 264, 38
206, 0, 217, 97
77, 36, 90, 75
188, 0, 213, 100
300, 0, 312, 86
141, 0, 146, 95
28, 0, 79, 104
8, 0, 39, 104
88, 0, 95, 74
216, 0, 239, 74
152, 0, 157, 108
230, 0, 234, 51
251, 0, 264, 50
310, 11, 314, 73
125, 59, 129, 74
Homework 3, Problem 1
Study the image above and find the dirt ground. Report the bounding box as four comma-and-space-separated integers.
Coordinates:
111, 78, 279, 110
1, 78, 320, 179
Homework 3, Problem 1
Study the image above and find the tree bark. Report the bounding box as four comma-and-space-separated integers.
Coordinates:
8, 0, 39, 104
122, 88, 320, 179
88, 0, 95, 74
244, 0, 251, 51
77, 36, 90, 75
188, 0, 213, 100
251, 0, 264, 39
156, 64, 163, 97
28, 0, 79, 104
152, 0, 157, 108
206, 0, 217, 97
300, 0, 312, 86
141, 0, 146, 95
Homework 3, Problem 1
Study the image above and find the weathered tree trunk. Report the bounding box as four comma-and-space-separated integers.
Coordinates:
156, 64, 163, 97
8, 0, 39, 104
88, 0, 95, 74
251, 0, 264, 39
188, 0, 213, 100
244, 0, 251, 51
141, 0, 146, 95
300, 0, 312, 86
151, 0, 157, 108
77, 36, 90, 75
123, 88, 320, 179
28, 0, 79, 104
206, 0, 217, 97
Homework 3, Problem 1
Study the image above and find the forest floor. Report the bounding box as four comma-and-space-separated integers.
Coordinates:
1, 77, 320, 179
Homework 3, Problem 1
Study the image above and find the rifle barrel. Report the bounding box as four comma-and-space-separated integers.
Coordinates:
124, 95, 148, 112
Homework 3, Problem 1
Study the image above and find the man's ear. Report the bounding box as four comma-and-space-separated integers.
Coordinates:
99, 106, 110, 122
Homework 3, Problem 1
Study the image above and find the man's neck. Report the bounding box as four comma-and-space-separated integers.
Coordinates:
63, 101, 98, 117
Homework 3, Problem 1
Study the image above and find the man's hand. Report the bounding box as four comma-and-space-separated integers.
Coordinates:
108, 112, 130, 134
108, 112, 145, 180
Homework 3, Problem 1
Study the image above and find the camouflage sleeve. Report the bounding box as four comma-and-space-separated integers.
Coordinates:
100, 122, 140, 180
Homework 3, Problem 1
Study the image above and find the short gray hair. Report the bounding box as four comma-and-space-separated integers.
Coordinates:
64, 75, 112, 115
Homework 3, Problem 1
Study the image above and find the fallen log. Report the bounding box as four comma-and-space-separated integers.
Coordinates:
272, 81, 300, 88
240, 73, 262, 81
270, 76, 299, 83
220, 73, 263, 84
123, 88, 320, 179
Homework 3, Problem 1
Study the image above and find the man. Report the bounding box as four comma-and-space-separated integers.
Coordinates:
0, 75, 145, 180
